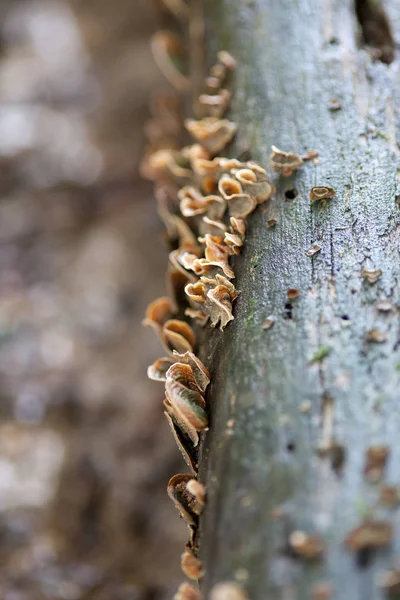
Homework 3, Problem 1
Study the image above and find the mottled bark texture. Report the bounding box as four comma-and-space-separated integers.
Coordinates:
199, 1, 400, 599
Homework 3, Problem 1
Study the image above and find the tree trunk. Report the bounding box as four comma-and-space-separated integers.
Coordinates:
198, 1, 400, 598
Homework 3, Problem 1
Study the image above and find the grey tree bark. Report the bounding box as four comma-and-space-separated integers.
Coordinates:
198, 1, 400, 599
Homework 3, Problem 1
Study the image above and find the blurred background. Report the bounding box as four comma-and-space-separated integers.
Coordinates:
0, 0, 188, 598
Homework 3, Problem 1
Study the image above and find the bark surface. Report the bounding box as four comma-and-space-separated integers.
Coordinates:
199, 1, 400, 598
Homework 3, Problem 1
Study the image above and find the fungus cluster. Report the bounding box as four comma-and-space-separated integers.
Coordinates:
143, 11, 346, 599
142, 43, 274, 596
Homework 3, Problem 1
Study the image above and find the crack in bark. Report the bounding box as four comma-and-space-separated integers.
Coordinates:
354, 0, 395, 63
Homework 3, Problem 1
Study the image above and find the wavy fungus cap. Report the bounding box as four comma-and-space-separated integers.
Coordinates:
210, 582, 249, 600
143, 297, 175, 329
345, 519, 393, 551
181, 143, 210, 162
224, 231, 243, 255
147, 357, 173, 382
234, 167, 275, 204
165, 379, 208, 445
167, 362, 205, 401
199, 88, 231, 119
178, 186, 207, 216
230, 217, 246, 236
226, 193, 257, 219
191, 157, 222, 175
181, 550, 204, 580
218, 157, 247, 171
163, 319, 196, 353
179, 187, 225, 219
289, 531, 325, 560
218, 174, 243, 199
140, 148, 175, 181
172, 351, 210, 392
309, 186, 336, 202
185, 280, 208, 304
185, 118, 238, 155
200, 216, 227, 237
167, 473, 199, 526
202, 234, 235, 279
270, 145, 304, 176
217, 50, 237, 70
169, 249, 199, 282
207, 284, 235, 329
173, 582, 201, 600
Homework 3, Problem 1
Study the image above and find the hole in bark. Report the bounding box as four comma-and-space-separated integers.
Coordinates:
341, 315, 350, 321
284, 302, 293, 319
330, 444, 346, 475
284, 188, 298, 201
287, 442, 296, 453
354, 0, 395, 64
237, 148, 252, 162
357, 546, 373, 569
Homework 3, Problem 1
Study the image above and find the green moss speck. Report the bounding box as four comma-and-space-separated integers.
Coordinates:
309, 346, 331, 364
355, 496, 372, 519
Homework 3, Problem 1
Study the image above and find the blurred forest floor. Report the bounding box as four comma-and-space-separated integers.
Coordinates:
0, 0, 187, 598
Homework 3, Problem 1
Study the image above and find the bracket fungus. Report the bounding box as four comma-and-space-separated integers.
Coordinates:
174, 582, 201, 600
234, 165, 275, 203
364, 445, 389, 481
310, 186, 336, 203
361, 267, 382, 284
144, 305, 197, 355
173, 351, 210, 392
207, 284, 236, 329
270, 145, 304, 176
226, 193, 257, 219
289, 531, 325, 561
143, 296, 175, 330
287, 288, 300, 301
199, 88, 231, 119
345, 519, 393, 551
147, 357, 173, 382
365, 329, 387, 343
218, 174, 243, 199
185, 118, 238, 155
210, 582, 249, 600
181, 549, 205, 580
306, 242, 322, 257
165, 378, 208, 446
311, 582, 335, 600
217, 50, 237, 71
201, 216, 228, 236
379, 569, 400, 597
167, 473, 202, 527
163, 319, 196, 353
